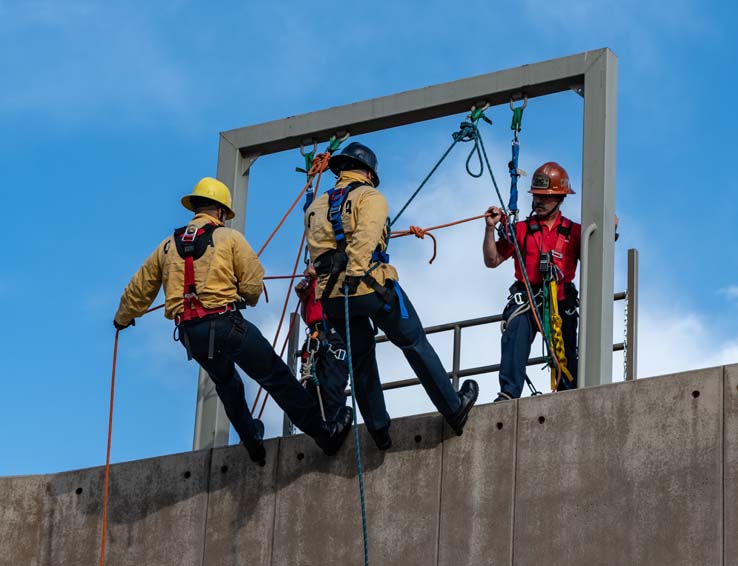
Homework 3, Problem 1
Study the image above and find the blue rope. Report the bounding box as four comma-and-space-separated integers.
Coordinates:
344, 284, 369, 566
390, 139, 459, 227
508, 140, 520, 215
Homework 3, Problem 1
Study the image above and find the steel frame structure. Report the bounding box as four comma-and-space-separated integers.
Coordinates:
193, 48, 618, 450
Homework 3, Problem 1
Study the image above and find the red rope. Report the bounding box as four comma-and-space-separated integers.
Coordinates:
390, 212, 490, 264
99, 330, 119, 566
257, 298, 302, 420
256, 183, 310, 257
250, 232, 306, 414
250, 153, 332, 417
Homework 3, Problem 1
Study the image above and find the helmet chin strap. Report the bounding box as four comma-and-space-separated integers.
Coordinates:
532, 201, 561, 221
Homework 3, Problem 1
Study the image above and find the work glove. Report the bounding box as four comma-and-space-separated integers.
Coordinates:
295, 277, 311, 298
113, 318, 135, 331
343, 276, 362, 296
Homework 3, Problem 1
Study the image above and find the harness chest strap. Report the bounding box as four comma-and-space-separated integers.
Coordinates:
524, 216, 572, 277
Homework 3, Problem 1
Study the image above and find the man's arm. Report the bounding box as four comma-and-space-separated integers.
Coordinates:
232, 231, 265, 306
114, 243, 164, 326
482, 206, 509, 268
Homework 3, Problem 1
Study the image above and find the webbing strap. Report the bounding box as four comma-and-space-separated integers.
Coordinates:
549, 279, 575, 389
393, 281, 409, 319
327, 182, 363, 251
320, 182, 375, 300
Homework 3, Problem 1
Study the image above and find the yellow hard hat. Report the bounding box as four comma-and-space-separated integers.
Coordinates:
181, 177, 235, 220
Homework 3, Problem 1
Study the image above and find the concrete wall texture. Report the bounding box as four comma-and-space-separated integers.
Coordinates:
1, 364, 735, 566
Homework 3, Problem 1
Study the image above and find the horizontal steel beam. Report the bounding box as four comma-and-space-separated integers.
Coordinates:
221, 49, 611, 156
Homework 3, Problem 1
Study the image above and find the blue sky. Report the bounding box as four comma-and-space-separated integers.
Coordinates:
1, 0, 737, 475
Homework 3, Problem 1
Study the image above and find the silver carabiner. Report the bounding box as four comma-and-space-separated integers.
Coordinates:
509, 94, 528, 111
300, 139, 318, 157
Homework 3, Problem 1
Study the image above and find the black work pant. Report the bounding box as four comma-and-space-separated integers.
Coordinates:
498, 285, 578, 399
179, 311, 326, 443
302, 323, 348, 422
324, 282, 461, 431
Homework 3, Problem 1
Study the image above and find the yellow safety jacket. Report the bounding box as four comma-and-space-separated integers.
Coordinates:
305, 176, 398, 299
114, 213, 264, 325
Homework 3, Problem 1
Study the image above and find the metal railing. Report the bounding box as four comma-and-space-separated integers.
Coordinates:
283, 248, 638, 433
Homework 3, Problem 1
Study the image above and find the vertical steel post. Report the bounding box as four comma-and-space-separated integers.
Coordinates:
192, 138, 259, 450
452, 325, 461, 391
579, 50, 618, 387
625, 248, 639, 381
282, 312, 301, 436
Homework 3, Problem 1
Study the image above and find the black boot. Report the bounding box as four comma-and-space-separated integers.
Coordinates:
447, 380, 479, 436
242, 419, 266, 465
368, 424, 392, 451
317, 406, 354, 455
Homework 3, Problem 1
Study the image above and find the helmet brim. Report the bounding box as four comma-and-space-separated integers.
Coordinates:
328, 154, 380, 187
181, 195, 236, 220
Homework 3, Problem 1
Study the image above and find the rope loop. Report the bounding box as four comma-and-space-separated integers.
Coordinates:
407, 225, 437, 264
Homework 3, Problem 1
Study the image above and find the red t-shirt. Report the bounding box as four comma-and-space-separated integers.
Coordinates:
496, 213, 581, 299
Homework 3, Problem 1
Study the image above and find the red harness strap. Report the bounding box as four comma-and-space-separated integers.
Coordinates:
174, 223, 234, 325
549, 218, 572, 281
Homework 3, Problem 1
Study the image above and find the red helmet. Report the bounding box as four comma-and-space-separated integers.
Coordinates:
529, 162, 575, 195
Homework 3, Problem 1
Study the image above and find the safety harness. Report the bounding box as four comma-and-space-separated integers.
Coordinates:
504, 214, 577, 390
313, 182, 405, 316
522, 215, 573, 283
173, 221, 238, 359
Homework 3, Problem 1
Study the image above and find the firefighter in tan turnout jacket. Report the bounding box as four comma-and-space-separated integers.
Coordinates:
305, 142, 480, 450
114, 177, 352, 463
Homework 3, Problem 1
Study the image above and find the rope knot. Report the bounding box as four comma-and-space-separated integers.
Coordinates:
308, 152, 332, 177
408, 225, 437, 264
408, 225, 427, 239
452, 121, 477, 143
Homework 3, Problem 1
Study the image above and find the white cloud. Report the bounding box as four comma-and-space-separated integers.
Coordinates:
721, 285, 738, 302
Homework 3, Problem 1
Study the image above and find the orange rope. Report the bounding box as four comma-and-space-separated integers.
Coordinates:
250, 232, 307, 414
390, 213, 489, 263
392, 226, 438, 263
255, 150, 333, 258
264, 274, 303, 280
99, 330, 119, 566
257, 298, 302, 420
256, 183, 310, 257
250, 152, 333, 416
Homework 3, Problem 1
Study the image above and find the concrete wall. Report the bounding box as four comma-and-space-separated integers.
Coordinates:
2, 365, 736, 566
